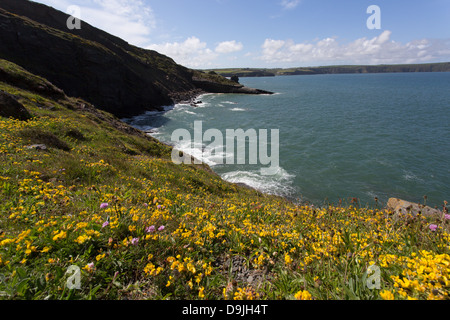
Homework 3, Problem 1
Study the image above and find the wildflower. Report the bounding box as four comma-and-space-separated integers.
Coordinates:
131, 237, 139, 246
444, 214, 450, 220
52, 230, 67, 242
102, 221, 109, 228
75, 235, 91, 244
294, 290, 312, 300
284, 253, 293, 265
100, 203, 109, 209
199, 286, 205, 299
146, 225, 156, 233
380, 290, 395, 300
83, 262, 95, 273
144, 262, 155, 275
96, 253, 106, 261
429, 224, 438, 231
158, 225, 165, 231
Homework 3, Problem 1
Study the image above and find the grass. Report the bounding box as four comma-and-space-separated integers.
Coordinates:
0, 60, 449, 300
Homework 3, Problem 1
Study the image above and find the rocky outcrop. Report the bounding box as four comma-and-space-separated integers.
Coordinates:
0, 0, 270, 118
387, 198, 443, 218
0, 90, 31, 120
192, 78, 273, 95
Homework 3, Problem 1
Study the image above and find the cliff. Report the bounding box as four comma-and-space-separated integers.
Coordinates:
0, 0, 270, 118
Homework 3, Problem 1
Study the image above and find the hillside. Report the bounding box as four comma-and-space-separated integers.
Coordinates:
207, 62, 450, 78
0, 58, 449, 301
0, 0, 270, 118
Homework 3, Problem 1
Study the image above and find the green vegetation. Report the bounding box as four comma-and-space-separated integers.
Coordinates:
1, 59, 449, 300
206, 62, 450, 78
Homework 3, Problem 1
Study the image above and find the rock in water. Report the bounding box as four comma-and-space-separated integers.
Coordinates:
0, 90, 31, 120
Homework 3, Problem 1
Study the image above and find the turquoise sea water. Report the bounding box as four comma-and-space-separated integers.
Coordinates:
123, 73, 450, 207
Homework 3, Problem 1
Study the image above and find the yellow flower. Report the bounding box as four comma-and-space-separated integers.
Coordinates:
96, 253, 106, 261
52, 230, 67, 242
76, 222, 88, 229
380, 290, 395, 300
83, 262, 95, 273
0, 239, 14, 246
284, 253, 293, 265
199, 286, 205, 299
294, 290, 312, 300
186, 262, 196, 274
75, 235, 91, 244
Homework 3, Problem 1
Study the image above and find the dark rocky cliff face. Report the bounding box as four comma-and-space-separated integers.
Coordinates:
0, 0, 266, 118
0, 0, 200, 117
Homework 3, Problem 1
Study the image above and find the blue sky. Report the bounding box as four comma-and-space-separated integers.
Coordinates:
32, 0, 450, 68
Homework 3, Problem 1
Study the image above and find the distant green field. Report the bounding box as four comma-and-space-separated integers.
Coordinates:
204, 62, 450, 77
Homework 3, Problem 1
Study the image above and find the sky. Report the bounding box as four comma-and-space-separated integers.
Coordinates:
31, 0, 450, 69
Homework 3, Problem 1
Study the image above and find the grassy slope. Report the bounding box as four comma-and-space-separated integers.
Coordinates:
0, 59, 449, 300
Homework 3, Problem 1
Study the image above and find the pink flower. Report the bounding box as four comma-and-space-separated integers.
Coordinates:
429, 224, 438, 231
102, 221, 109, 228
444, 214, 450, 220
131, 238, 139, 245
158, 225, 165, 231
100, 203, 109, 209
146, 225, 156, 233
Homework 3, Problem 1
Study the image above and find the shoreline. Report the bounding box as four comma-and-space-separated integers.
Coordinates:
127, 89, 448, 212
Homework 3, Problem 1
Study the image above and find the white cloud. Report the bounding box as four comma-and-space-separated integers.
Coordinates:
32, 0, 156, 47
260, 31, 450, 66
147, 37, 219, 68
280, 0, 301, 10
215, 41, 243, 54
147, 38, 246, 68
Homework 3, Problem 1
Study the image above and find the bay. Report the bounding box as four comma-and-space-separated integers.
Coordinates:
123, 72, 450, 208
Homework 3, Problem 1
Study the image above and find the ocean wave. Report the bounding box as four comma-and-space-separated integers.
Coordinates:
221, 167, 295, 197
172, 140, 218, 167
230, 108, 246, 112
403, 170, 423, 182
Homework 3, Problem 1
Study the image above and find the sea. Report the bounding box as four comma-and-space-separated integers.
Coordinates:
122, 72, 450, 208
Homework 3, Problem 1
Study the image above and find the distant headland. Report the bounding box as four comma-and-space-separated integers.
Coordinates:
205, 62, 450, 78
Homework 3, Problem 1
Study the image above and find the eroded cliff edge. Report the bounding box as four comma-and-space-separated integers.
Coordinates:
0, 0, 271, 118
